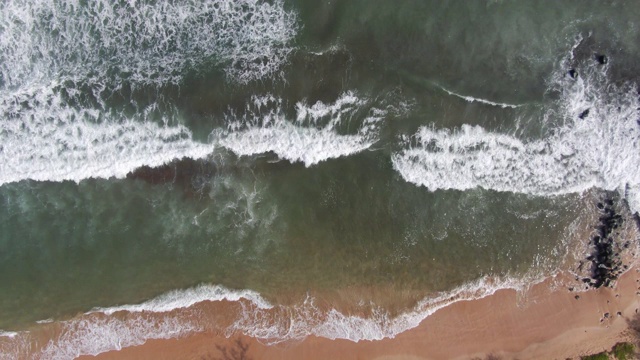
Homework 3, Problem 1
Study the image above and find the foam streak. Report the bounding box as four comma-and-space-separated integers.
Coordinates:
437, 85, 522, 109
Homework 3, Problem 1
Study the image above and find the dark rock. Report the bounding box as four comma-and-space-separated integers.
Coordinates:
579, 109, 590, 119
568, 69, 577, 79
595, 54, 608, 65
583, 197, 626, 289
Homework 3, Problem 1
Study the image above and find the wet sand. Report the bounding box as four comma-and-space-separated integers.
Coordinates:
83, 267, 640, 360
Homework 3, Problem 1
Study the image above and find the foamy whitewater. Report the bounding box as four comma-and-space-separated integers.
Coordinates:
0, 331, 18, 339
0, 276, 533, 359
0, 87, 384, 184
436, 85, 522, 109
3, 2, 640, 360
216, 92, 387, 166
393, 64, 640, 214
0, 0, 297, 88
229, 276, 528, 343
0, 84, 214, 184
89, 284, 272, 315
0, 0, 298, 185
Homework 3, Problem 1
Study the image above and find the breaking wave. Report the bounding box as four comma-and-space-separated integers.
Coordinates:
437, 84, 522, 109
0, 84, 213, 184
0, 276, 533, 359
0, 0, 298, 88
0, 0, 299, 185
0, 88, 386, 184
216, 92, 389, 167
0, 331, 18, 339
42, 316, 200, 360
392, 61, 640, 213
229, 276, 528, 344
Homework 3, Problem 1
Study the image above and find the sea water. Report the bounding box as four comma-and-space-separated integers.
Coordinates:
1, 1, 640, 358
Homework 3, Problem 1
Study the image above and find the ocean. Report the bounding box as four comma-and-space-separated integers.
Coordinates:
1, 0, 640, 358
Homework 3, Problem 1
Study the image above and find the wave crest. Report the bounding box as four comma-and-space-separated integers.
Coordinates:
392, 62, 640, 213
216, 92, 389, 166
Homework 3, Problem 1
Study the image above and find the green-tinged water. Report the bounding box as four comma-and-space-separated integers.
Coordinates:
1, 0, 640, 355
0, 155, 584, 329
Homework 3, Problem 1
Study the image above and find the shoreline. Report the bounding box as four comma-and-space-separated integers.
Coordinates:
82, 267, 640, 360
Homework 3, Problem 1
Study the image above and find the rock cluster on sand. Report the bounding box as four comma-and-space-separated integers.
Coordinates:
583, 198, 628, 288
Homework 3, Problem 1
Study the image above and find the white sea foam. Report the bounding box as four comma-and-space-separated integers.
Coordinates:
0, 84, 214, 185
38, 316, 201, 360
0, 88, 386, 184
230, 275, 529, 344
217, 92, 387, 166
89, 284, 272, 315
0, 330, 18, 338
0, 0, 299, 185
0, 331, 29, 360
0, 2, 379, 185
393, 65, 640, 213
0, 275, 532, 359
0, 0, 297, 88
1, 285, 266, 359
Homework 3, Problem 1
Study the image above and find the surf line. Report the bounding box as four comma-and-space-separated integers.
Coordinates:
435, 84, 522, 109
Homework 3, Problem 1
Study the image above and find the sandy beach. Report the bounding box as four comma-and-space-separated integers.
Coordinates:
81, 266, 640, 360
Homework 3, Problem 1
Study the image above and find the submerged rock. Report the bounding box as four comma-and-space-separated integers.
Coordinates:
595, 54, 608, 65
126, 157, 217, 197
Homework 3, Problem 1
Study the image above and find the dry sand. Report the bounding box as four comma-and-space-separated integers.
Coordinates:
82, 267, 640, 360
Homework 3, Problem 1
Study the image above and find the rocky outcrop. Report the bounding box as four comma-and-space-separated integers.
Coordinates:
583, 197, 627, 288
594, 53, 608, 65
